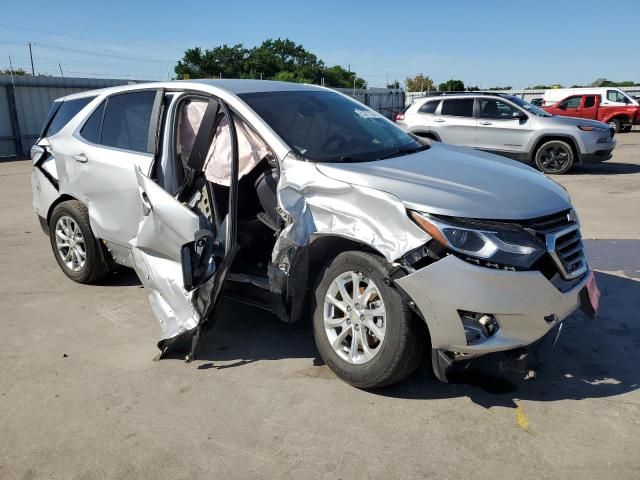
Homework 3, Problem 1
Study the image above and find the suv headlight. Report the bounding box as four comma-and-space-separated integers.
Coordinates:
410, 211, 546, 269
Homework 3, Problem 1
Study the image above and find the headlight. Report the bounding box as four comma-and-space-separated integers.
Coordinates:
577, 125, 608, 132
410, 211, 546, 269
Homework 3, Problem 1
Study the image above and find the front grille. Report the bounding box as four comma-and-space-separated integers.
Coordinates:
520, 210, 587, 280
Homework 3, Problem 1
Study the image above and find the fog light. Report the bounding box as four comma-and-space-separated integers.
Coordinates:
458, 311, 499, 345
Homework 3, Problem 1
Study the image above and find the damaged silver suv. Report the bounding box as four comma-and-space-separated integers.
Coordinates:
31, 80, 599, 388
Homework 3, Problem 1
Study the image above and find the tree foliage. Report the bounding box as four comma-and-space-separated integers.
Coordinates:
438, 79, 465, 91
175, 38, 365, 88
0, 67, 28, 76
590, 78, 638, 87
405, 74, 434, 92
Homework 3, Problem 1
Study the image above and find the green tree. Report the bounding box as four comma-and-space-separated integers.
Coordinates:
322, 65, 365, 89
386, 80, 400, 89
175, 44, 250, 79
0, 67, 28, 76
405, 74, 434, 92
438, 79, 465, 91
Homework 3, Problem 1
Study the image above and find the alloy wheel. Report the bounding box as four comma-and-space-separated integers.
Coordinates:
323, 271, 386, 364
55, 215, 87, 272
540, 144, 570, 173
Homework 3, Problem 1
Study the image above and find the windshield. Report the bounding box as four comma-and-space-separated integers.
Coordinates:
507, 96, 552, 117
239, 90, 425, 162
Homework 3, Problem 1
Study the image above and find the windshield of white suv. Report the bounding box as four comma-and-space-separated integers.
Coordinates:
240, 90, 427, 163
507, 96, 552, 117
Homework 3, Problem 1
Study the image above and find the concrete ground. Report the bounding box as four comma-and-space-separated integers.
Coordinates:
1, 134, 639, 480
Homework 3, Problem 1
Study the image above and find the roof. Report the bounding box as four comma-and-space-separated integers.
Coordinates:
61, 78, 326, 101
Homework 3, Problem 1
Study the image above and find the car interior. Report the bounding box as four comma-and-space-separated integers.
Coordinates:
157, 94, 280, 292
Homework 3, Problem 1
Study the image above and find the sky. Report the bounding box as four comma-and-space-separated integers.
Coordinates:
1, 0, 638, 88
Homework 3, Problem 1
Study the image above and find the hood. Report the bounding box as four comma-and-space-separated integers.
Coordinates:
546, 115, 610, 129
315, 143, 571, 220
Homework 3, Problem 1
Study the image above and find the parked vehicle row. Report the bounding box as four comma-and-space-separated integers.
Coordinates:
542, 92, 640, 133
32, 80, 598, 388
396, 92, 616, 174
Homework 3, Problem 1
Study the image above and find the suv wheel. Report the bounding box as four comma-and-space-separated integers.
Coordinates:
534, 140, 574, 175
49, 201, 108, 284
313, 251, 425, 388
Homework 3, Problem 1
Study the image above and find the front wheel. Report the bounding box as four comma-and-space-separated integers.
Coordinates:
608, 118, 621, 133
313, 251, 426, 388
534, 140, 574, 175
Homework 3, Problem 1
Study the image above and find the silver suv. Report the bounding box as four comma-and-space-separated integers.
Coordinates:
396, 92, 616, 174
31, 81, 598, 388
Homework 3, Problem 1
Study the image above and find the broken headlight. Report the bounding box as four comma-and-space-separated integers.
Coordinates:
409, 211, 545, 269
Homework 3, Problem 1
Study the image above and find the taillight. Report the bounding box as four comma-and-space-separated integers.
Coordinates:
395, 113, 405, 121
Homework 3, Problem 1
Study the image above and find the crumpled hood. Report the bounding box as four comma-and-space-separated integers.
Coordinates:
315, 142, 571, 220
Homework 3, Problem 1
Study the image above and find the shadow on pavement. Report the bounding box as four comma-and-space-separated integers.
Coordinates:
567, 162, 640, 175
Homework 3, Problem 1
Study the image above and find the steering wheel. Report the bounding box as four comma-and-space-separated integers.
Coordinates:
320, 134, 348, 151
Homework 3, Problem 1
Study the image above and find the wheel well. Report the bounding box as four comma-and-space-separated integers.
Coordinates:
286, 236, 383, 323
413, 131, 439, 141
47, 194, 80, 226
605, 115, 630, 124
532, 136, 579, 162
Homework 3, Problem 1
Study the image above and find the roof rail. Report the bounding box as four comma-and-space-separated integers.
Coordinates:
422, 91, 509, 97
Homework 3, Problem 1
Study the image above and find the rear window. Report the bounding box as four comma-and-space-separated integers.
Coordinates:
441, 99, 474, 117
100, 91, 156, 153
44, 97, 95, 137
418, 100, 439, 114
584, 96, 596, 108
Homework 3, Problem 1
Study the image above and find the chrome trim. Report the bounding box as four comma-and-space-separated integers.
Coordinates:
545, 223, 588, 280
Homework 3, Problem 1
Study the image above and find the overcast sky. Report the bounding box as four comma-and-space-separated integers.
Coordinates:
1, 0, 638, 88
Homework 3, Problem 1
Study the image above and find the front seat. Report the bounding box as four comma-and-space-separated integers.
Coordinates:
482, 101, 499, 118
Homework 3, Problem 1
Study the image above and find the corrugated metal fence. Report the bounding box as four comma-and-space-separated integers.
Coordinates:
0, 76, 141, 157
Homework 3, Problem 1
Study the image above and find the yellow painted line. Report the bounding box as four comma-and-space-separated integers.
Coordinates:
515, 404, 530, 433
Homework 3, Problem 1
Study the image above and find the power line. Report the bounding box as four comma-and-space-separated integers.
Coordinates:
31, 42, 173, 63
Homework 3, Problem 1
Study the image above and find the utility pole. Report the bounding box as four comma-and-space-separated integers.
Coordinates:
58, 63, 64, 77
8, 56, 15, 85
28, 42, 35, 75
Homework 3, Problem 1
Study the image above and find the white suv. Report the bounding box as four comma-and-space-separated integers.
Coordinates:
396, 92, 616, 174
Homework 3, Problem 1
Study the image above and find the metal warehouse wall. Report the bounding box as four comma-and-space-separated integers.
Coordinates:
0, 76, 145, 157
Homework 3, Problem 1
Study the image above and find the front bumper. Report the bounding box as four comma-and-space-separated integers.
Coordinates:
579, 135, 616, 164
581, 150, 614, 164
395, 255, 588, 355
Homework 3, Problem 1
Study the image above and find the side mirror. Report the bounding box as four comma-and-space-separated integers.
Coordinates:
512, 111, 527, 120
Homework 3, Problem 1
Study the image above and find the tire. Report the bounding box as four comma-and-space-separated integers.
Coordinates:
621, 124, 632, 133
49, 200, 109, 284
534, 140, 574, 175
312, 251, 426, 388
608, 118, 621, 133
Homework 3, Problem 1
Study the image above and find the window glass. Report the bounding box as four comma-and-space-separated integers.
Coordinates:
80, 101, 105, 144
101, 91, 156, 153
240, 91, 424, 163
606, 90, 627, 103
562, 97, 581, 108
441, 99, 474, 117
418, 100, 439, 114
584, 96, 596, 108
45, 97, 94, 137
479, 99, 519, 119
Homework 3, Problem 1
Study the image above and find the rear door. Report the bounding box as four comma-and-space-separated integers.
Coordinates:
129, 97, 239, 356
65, 89, 164, 249
432, 98, 476, 146
581, 95, 598, 120
475, 98, 533, 156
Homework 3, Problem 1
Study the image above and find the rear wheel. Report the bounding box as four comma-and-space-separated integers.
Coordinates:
620, 124, 632, 133
49, 201, 109, 284
534, 140, 574, 175
313, 251, 425, 388
608, 118, 621, 133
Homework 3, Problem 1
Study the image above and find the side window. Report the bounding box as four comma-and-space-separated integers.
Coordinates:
606, 90, 626, 103
418, 100, 439, 114
80, 101, 105, 144
101, 91, 156, 153
441, 99, 474, 117
561, 97, 581, 109
584, 96, 596, 108
479, 99, 518, 119
45, 97, 95, 137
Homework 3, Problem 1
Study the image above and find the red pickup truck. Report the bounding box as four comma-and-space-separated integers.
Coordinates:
543, 94, 640, 133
